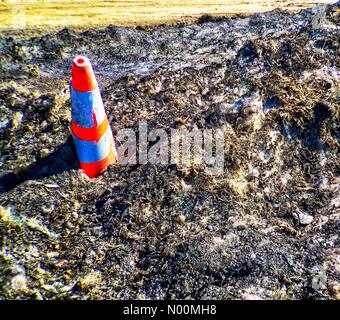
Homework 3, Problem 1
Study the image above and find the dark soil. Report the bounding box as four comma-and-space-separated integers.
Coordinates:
0, 3, 339, 300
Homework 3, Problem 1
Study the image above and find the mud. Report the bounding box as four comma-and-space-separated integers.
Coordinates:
0, 3, 339, 299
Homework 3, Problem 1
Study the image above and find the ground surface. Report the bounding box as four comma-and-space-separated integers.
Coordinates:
0, 3, 339, 300
0, 0, 337, 31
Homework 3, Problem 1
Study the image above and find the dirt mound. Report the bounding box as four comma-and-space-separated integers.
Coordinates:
0, 3, 339, 299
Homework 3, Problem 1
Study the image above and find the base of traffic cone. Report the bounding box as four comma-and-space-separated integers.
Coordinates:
79, 145, 117, 178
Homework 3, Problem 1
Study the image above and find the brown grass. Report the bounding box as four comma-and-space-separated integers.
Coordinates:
0, 0, 337, 31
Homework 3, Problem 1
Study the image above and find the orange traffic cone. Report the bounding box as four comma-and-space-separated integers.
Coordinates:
70, 56, 117, 178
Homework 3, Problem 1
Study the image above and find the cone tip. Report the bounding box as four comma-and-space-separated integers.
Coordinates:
73, 56, 91, 68
71, 56, 97, 92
